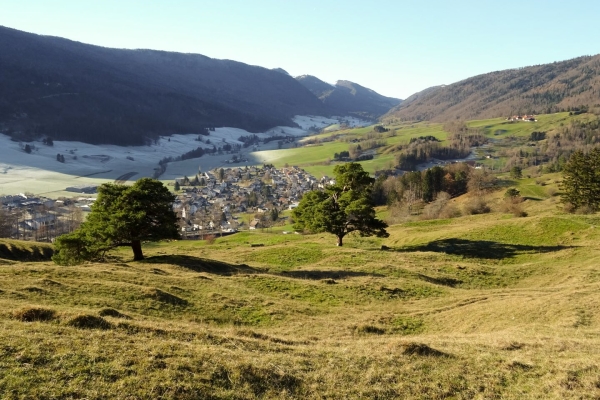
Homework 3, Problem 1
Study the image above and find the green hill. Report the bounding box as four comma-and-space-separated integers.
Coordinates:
2, 191, 600, 398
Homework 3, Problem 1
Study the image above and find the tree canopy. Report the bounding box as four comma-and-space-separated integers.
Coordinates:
53, 178, 179, 264
561, 148, 600, 211
292, 163, 388, 246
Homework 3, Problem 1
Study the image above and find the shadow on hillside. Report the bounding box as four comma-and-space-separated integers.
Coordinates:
395, 238, 573, 260
0, 243, 54, 262
279, 270, 384, 280
144, 255, 260, 276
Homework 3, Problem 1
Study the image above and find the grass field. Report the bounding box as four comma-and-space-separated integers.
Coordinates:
2, 184, 600, 398
467, 112, 597, 139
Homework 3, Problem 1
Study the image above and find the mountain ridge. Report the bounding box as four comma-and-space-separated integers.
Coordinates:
384, 55, 600, 122
296, 75, 401, 119
0, 26, 328, 145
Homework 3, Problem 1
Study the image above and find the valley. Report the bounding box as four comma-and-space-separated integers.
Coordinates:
1, 18, 600, 399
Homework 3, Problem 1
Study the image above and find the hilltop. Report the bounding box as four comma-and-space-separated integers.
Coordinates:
296, 75, 402, 119
385, 55, 600, 122
0, 26, 328, 145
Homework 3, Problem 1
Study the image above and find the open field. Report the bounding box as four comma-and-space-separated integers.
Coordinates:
0, 116, 337, 198
2, 187, 600, 398
467, 112, 597, 139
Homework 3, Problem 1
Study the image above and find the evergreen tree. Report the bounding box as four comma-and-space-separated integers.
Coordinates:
510, 166, 523, 179
561, 148, 600, 211
53, 179, 179, 264
293, 163, 388, 246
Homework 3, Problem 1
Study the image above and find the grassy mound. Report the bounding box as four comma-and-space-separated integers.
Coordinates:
98, 308, 132, 319
13, 306, 56, 322
0, 239, 53, 262
66, 315, 113, 330
144, 288, 188, 306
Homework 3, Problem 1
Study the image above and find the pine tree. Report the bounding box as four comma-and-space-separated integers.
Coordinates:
561, 149, 600, 211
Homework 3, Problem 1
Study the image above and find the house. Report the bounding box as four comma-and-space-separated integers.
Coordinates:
249, 219, 261, 230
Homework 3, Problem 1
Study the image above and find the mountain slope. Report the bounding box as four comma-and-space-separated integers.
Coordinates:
385, 55, 600, 122
296, 75, 401, 118
0, 26, 328, 145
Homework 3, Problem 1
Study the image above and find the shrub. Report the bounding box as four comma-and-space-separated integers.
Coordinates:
504, 188, 520, 198
464, 198, 491, 215
204, 234, 216, 244
500, 197, 527, 217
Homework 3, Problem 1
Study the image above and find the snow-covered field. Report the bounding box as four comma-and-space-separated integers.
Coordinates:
0, 115, 351, 197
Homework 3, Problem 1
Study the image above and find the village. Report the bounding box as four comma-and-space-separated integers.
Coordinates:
0, 165, 329, 241
0, 193, 92, 241
173, 165, 331, 237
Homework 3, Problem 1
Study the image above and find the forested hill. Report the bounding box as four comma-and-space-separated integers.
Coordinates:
0, 26, 328, 145
384, 55, 600, 122
296, 75, 402, 119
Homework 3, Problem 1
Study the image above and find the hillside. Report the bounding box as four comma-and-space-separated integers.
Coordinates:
2, 188, 600, 398
0, 26, 328, 145
296, 75, 402, 118
385, 55, 600, 122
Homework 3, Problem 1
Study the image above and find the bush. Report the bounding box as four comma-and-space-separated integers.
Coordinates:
500, 196, 527, 217
464, 198, 491, 215
563, 202, 577, 213
504, 188, 520, 198
204, 234, 216, 244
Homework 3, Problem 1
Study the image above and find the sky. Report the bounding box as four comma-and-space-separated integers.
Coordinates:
1, 0, 599, 99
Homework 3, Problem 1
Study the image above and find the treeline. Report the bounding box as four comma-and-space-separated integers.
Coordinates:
152, 142, 241, 178
389, 124, 486, 170
373, 163, 475, 206
372, 163, 499, 222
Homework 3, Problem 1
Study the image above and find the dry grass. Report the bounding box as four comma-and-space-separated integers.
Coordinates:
1, 188, 600, 398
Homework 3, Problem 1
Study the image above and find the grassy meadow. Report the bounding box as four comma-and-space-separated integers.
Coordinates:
256, 111, 599, 179
2, 179, 600, 399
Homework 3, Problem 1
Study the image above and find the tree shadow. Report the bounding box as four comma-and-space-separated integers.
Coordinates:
279, 270, 384, 280
143, 255, 260, 276
395, 238, 573, 260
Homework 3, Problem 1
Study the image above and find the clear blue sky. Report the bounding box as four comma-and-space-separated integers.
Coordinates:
2, 0, 599, 99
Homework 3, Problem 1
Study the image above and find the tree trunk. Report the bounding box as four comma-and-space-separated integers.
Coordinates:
336, 235, 343, 247
131, 240, 144, 261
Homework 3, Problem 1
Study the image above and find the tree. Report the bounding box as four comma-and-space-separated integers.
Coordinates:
174, 181, 181, 191
561, 149, 600, 211
292, 163, 389, 246
53, 178, 179, 264
510, 166, 523, 179
0, 208, 13, 238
